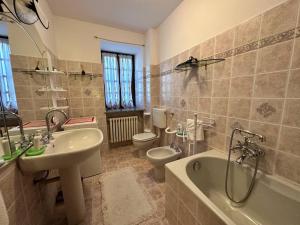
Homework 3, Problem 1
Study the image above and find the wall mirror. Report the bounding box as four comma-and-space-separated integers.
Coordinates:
0, 12, 50, 167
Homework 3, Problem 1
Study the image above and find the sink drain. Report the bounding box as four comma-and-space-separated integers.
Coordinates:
192, 161, 201, 171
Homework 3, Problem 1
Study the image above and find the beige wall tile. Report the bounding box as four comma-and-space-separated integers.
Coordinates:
19, 110, 36, 122
212, 79, 230, 97
257, 147, 276, 174
69, 86, 82, 98
261, 0, 299, 38
198, 80, 212, 97
287, 69, 300, 97
228, 98, 251, 119
69, 98, 83, 108
226, 118, 249, 136
67, 60, 81, 72
15, 85, 33, 99
251, 99, 284, 123
187, 97, 198, 112
213, 58, 232, 79
283, 99, 300, 127
196, 197, 226, 225
200, 38, 215, 59
211, 115, 227, 134
235, 15, 261, 47
232, 51, 257, 76
199, 65, 214, 81
178, 201, 197, 225
165, 184, 178, 215
17, 98, 34, 111
13, 72, 31, 86
249, 121, 280, 148
275, 152, 300, 183
189, 44, 201, 59
207, 131, 226, 151
198, 98, 211, 113
279, 126, 300, 156
230, 76, 254, 98
10, 55, 28, 69
292, 38, 300, 69
165, 168, 180, 193
178, 181, 197, 215
211, 98, 228, 116
215, 29, 235, 54
254, 71, 288, 98
256, 40, 293, 73
70, 108, 84, 117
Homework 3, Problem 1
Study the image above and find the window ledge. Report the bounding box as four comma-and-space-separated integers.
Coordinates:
105, 108, 144, 114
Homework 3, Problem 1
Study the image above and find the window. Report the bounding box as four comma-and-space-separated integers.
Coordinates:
0, 37, 17, 111
101, 51, 135, 109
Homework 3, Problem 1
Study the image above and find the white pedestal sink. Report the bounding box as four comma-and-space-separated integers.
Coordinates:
19, 128, 103, 225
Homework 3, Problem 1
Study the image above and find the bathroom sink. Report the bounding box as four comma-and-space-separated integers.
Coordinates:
19, 128, 103, 172
19, 128, 103, 225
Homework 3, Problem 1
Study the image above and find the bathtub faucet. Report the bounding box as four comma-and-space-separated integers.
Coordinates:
232, 138, 265, 165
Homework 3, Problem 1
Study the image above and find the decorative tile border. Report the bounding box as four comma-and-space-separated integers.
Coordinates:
234, 41, 260, 55
159, 26, 300, 75
259, 28, 295, 48
296, 26, 300, 38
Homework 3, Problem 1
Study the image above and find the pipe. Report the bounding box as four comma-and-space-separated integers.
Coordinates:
94, 36, 145, 47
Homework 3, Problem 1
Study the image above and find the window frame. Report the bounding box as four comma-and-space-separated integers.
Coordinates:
101, 50, 136, 109
0, 36, 15, 110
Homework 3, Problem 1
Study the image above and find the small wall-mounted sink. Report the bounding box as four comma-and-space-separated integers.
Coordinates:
19, 128, 103, 225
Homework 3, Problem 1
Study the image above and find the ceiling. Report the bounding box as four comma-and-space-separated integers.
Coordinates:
47, 0, 183, 33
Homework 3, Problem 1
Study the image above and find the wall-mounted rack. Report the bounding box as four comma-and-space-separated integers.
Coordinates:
14, 69, 65, 76
68, 71, 102, 80
40, 106, 69, 111
175, 56, 225, 72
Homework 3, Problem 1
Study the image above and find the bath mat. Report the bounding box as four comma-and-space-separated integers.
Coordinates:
101, 167, 154, 225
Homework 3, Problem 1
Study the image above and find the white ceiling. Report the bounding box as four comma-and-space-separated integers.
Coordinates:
47, 0, 183, 33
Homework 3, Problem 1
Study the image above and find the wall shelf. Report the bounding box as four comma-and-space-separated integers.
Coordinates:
37, 87, 67, 92
40, 106, 69, 111
14, 69, 65, 75
175, 56, 225, 72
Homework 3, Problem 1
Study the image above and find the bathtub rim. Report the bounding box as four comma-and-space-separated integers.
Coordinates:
165, 150, 300, 225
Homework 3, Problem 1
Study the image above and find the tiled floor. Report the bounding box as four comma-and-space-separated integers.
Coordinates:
53, 145, 168, 225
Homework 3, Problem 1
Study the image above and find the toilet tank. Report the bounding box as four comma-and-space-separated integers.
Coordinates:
152, 108, 166, 128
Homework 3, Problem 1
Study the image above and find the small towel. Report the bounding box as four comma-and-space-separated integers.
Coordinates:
0, 191, 9, 225
186, 119, 204, 141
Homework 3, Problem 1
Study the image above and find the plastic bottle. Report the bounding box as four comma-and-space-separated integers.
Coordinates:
34, 130, 42, 149
2, 138, 10, 156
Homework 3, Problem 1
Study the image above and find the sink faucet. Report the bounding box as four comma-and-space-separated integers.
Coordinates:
45, 109, 69, 141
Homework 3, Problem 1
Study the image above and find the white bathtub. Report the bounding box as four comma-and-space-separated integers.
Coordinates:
165, 150, 300, 225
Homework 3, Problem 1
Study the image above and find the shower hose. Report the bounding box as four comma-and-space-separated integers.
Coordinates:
225, 129, 260, 204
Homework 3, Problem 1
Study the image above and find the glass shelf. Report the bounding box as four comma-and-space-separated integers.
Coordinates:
175, 56, 225, 72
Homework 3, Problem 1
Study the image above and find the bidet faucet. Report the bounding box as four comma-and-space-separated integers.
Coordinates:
170, 143, 182, 153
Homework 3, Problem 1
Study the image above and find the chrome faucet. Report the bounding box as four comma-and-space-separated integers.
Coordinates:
170, 142, 182, 153
45, 109, 69, 142
230, 129, 265, 165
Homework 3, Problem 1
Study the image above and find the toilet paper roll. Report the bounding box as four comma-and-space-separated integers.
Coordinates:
0, 191, 9, 225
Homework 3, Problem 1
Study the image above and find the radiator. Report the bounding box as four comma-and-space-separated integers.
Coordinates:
108, 116, 139, 143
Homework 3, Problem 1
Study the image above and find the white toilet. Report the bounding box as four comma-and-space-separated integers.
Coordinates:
147, 146, 182, 181
133, 108, 166, 158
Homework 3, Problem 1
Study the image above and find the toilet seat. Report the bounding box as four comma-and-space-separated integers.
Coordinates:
133, 132, 156, 142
